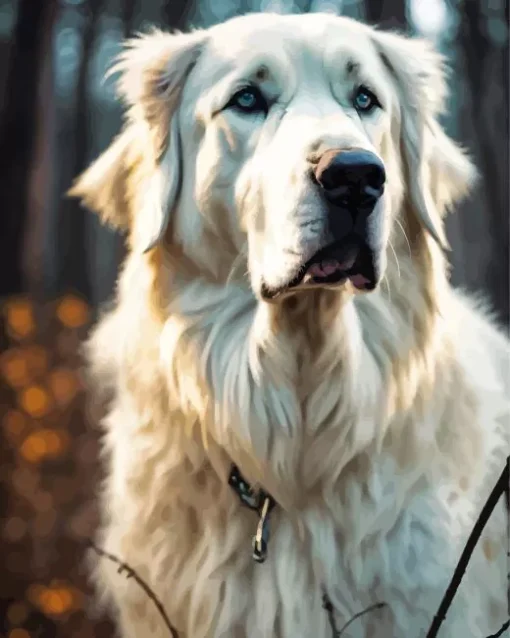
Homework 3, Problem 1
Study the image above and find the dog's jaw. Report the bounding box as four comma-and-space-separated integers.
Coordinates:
259, 240, 380, 302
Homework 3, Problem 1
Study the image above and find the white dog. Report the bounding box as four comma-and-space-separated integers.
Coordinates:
70, 12, 509, 638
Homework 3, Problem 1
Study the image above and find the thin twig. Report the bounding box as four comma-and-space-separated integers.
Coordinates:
86, 539, 180, 638
322, 589, 387, 638
426, 461, 509, 638
337, 602, 387, 637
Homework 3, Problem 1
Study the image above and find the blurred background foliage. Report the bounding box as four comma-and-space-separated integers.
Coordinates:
0, 0, 508, 636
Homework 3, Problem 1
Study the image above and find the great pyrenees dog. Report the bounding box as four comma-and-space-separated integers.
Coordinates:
70, 12, 509, 638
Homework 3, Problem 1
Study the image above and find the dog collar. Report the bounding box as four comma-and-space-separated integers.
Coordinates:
227, 463, 343, 634
226, 463, 392, 636
228, 464, 276, 563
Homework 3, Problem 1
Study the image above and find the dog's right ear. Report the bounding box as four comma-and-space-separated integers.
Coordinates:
68, 29, 205, 252
67, 125, 138, 232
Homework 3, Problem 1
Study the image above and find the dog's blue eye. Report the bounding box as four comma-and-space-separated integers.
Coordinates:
354, 86, 379, 113
229, 87, 268, 115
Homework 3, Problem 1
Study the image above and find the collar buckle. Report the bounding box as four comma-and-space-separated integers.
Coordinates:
228, 464, 276, 564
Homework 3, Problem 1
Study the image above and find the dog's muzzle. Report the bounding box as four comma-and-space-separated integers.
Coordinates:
261, 148, 386, 301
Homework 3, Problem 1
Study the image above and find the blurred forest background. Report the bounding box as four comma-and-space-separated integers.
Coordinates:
0, 0, 508, 636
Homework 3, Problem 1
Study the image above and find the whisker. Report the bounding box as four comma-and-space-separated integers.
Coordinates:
389, 240, 401, 280
395, 219, 411, 258
226, 247, 249, 286
382, 273, 392, 305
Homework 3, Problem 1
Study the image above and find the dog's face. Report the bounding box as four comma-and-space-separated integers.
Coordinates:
70, 13, 474, 302
186, 15, 393, 300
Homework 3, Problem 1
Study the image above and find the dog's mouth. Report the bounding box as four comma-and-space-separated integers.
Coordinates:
262, 237, 377, 301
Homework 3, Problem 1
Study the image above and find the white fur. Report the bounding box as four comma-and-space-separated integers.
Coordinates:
72, 13, 509, 638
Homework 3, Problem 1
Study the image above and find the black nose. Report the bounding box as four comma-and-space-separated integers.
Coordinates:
313, 148, 386, 208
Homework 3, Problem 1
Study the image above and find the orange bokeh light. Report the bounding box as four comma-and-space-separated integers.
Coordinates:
49, 367, 80, 406
19, 385, 52, 418
29, 583, 80, 616
20, 433, 48, 463
0, 346, 49, 389
5, 299, 35, 340
19, 429, 69, 463
56, 295, 90, 328
0, 349, 30, 388
45, 428, 70, 455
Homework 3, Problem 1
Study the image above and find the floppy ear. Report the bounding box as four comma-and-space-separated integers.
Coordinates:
67, 124, 140, 232
68, 29, 205, 252
371, 30, 476, 250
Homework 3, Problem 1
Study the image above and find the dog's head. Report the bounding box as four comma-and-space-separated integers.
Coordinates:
70, 13, 475, 303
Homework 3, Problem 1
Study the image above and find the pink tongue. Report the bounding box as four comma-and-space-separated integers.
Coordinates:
350, 273, 370, 289
308, 255, 356, 278
308, 260, 341, 277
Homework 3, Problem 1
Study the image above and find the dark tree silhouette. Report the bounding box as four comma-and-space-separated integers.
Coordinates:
364, 0, 407, 29
22, 7, 57, 300
0, 0, 59, 298
294, 0, 315, 12
161, 0, 195, 29
122, 0, 139, 38
0, 6, 59, 631
56, 0, 105, 301
456, 0, 509, 324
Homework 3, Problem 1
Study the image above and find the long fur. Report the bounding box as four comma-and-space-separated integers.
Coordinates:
71, 13, 509, 638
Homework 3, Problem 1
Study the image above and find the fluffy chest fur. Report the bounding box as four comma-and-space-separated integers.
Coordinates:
88, 256, 508, 638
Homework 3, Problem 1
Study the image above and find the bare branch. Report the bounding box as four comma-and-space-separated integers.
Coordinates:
338, 602, 387, 636
426, 460, 509, 638
486, 619, 510, 638
87, 539, 180, 638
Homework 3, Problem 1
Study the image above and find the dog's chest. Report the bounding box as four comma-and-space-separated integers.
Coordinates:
100, 392, 506, 638
207, 469, 501, 638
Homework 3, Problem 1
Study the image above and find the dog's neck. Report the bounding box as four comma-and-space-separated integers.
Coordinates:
114, 233, 448, 506
268, 288, 351, 347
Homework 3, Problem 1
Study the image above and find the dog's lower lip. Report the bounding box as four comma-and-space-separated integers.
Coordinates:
308, 270, 349, 285
288, 239, 359, 289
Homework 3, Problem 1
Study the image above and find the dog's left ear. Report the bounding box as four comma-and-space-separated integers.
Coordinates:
371, 30, 476, 249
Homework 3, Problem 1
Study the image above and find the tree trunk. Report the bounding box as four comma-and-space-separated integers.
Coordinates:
22, 7, 57, 300
294, 0, 314, 12
0, 0, 59, 298
0, 3, 58, 622
457, 0, 509, 324
122, 0, 138, 38
57, 0, 105, 301
364, 0, 407, 29
161, 0, 194, 29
